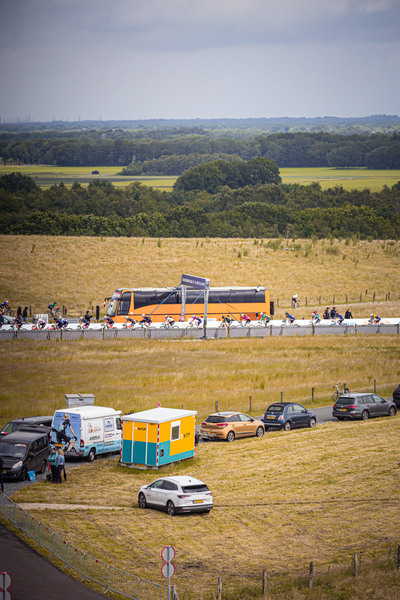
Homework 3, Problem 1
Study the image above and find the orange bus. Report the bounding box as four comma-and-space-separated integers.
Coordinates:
105, 286, 271, 324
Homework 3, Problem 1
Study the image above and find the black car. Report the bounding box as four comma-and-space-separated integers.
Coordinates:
261, 402, 317, 431
0, 415, 53, 435
393, 384, 400, 409
0, 427, 51, 480
332, 393, 397, 421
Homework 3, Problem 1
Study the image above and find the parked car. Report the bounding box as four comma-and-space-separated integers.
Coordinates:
261, 402, 317, 431
138, 475, 213, 516
0, 415, 53, 435
332, 393, 397, 421
200, 411, 264, 442
0, 427, 51, 479
393, 384, 400, 409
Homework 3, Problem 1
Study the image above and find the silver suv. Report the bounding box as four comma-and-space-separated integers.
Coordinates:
333, 393, 397, 421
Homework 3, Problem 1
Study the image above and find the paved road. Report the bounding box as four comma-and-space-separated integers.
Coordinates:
0, 521, 107, 600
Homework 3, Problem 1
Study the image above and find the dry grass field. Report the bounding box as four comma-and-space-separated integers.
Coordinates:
11, 415, 400, 599
1, 235, 399, 319
1, 234, 400, 599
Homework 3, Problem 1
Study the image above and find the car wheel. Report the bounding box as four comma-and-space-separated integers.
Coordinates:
138, 493, 147, 509
166, 500, 176, 516
40, 459, 47, 474
256, 426, 264, 438
361, 410, 369, 421
283, 421, 291, 431
389, 406, 397, 417
226, 431, 235, 442
309, 418, 316, 428
87, 448, 96, 462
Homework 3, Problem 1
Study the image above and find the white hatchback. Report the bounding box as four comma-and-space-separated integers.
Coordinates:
137, 475, 213, 516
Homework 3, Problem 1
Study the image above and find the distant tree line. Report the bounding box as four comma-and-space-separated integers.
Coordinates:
1, 132, 400, 170
1, 167, 399, 239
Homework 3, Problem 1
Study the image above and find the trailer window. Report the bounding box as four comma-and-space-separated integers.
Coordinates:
170, 421, 180, 442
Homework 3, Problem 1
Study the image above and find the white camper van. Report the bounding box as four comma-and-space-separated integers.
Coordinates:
51, 406, 122, 461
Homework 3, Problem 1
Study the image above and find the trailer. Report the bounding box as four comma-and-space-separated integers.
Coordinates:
121, 407, 197, 469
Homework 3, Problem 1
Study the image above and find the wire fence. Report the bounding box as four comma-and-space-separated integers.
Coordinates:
0, 323, 399, 343
0, 493, 167, 600
277, 290, 400, 310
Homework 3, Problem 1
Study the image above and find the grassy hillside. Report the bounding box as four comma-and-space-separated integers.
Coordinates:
1, 236, 399, 319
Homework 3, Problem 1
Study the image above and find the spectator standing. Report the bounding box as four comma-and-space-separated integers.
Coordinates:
17, 306, 22, 318
292, 293, 299, 308
345, 308, 353, 319
22, 306, 28, 321
55, 448, 65, 484
48, 447, 57, 482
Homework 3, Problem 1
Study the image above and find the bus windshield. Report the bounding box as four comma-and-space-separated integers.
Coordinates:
107, 291, 122, 317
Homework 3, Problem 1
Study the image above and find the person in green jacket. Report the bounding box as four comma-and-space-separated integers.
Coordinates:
48, 446, 57, 482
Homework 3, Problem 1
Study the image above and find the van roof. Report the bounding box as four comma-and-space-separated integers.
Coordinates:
122, 407, 197, 424
54, 406, 122, 419
0, 429, 49, 443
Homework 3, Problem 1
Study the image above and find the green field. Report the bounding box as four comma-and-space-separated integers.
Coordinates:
1, 164, 399, 191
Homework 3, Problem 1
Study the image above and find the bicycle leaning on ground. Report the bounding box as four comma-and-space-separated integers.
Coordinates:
333, 383, 350, 402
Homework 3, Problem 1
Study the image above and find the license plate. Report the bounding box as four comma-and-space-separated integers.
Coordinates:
267, 416, 275, 419
193, 500, 203, 504
3, 470, 6, 474
339, 409, 347, 411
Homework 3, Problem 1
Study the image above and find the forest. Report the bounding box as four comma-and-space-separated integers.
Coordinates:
1, 160, 399, 239
1, 128, 400, 171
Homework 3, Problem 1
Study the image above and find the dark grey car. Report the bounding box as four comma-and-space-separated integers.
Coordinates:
261, 402, 317, 431
0, 427, 51, 479
333, 393, 397, 421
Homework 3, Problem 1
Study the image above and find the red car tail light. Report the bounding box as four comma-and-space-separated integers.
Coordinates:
216, 423, 228, 427
348, 405, 356, 409
80, 439, 84, 448
178, 495, 190, 499
278, 415, 283, 420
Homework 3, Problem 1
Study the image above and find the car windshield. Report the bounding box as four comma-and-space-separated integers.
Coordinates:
0, 441, 28, 458
205, 416, 230, 423
181, 484, 209, 493
336, 398, 356, 405
266, 405, 283, 413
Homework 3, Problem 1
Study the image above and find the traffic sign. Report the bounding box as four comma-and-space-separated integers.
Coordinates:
161, 562, 175, 579
161, 545, 176, 563
0, 572, 12, 600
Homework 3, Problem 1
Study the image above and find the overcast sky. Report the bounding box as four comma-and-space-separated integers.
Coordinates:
1, 0, 399, 121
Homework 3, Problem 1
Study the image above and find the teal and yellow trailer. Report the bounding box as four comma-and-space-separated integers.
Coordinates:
120, 407, 197, 469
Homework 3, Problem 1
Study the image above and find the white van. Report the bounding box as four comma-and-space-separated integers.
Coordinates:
51, 406, 122, 461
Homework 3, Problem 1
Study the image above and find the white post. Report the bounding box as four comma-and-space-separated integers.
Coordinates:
180, 285, 186, 322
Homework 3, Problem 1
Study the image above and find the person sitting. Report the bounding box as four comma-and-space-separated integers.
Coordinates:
323, 307, 330, 319
284, 312, 295, 324
140, 314, 152, 327
344, 308, 353, 319
190, 315, 202, 327
259, 312, 271, 325
311, 310, 320, 323
124, 317, 136, 328
164, 315, 175, 328
335, 313, 344, 324
241, 314, 251, 326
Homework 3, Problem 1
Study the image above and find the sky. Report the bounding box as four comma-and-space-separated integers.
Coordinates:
0, 0, 400, 121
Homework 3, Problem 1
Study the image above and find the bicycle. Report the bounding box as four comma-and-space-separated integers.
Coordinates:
160, 322, 179, 329
333, 383, 350, 402
1, 302, 12, 315
46, 307, 61, 318
281, 319, 299, 327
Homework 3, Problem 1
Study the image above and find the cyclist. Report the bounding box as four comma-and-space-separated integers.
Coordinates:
284, 312, 295, 325
240, 313, 251, 327
56, 317, 69, 329
334, 313, 344, 325
1, 301, 10, 312
104, 315, 115, 328
259, 312, 271, 325
140, 314, 152, 328
13, 314, 23, 330
48, 301, 57, 316
52, 413, 77, 453
190, 315, 202, 327
164, 315, 175, 328
369, 313, 381, 324
124, 316, 136, 328
35, 318, 46, 330
311, 310, 320, 324
221, 315, 233, 327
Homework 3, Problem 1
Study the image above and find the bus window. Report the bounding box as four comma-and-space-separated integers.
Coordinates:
117, 292, 132, 316
134, 291, 158, 310
209, 290, 231, 303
